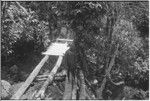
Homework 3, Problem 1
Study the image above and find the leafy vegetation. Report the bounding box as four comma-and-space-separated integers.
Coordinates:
1, 1, 149, 100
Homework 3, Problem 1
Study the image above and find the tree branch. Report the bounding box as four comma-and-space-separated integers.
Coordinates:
15, 2, 28, 15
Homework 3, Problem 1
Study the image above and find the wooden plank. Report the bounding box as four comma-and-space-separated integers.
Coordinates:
11, 55, 49, 99
35, 55, 63, 99
42, 43, 70, 56
56, 38, 73, 42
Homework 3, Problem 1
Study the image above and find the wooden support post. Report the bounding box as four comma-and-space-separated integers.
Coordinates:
35, 55, 63, 99
11, 55, 49, 99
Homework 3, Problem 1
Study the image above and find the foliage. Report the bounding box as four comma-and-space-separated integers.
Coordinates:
1, 1, 50, 65
1, 1, 149, 100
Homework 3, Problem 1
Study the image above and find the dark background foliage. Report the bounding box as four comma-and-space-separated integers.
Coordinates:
1, 1, 149, 100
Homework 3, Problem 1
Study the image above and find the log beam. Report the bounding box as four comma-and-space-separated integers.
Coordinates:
35, 56, 63, 99
11, 55, 49, 99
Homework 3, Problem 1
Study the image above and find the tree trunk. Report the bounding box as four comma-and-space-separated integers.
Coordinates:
63, 72, 73, 100
79, 70, 86, 100
96, 44, 119, 99
71, 76, 77, 100
96, 78, 107, 99
48, 17, 53, 41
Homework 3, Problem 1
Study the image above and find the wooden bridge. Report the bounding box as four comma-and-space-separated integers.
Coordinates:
11, 38, 73, 100
10, 38, 122, 100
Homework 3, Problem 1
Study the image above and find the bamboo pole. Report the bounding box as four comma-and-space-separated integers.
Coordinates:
11, 55, 49, 99
35, 55, 63, 99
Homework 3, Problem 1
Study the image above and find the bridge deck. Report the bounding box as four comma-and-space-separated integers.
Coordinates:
42, 43, 70, 56
42, 38, 73, 56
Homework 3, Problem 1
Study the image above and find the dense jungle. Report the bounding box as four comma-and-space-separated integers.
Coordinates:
1, 1, 149, 100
